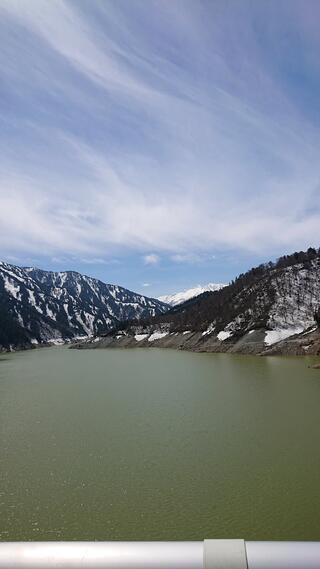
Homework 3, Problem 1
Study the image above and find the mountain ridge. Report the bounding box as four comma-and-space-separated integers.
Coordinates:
158, 282, 226, 306
78, 247, 320, 356
0, 261, 168, 351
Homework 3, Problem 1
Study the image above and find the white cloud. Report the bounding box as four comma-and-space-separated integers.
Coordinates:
171, 253, 207, 264
51, 256, 68, 264
143, 254, 160, 265
142, 282, 151, 287
80, 258, 108, 265
0, 0, 319, 263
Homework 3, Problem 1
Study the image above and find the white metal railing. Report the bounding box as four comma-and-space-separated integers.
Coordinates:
0, 541, 320, 569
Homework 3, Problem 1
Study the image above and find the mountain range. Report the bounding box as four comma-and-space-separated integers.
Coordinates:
80, 247, 320, 356
158, 283, 226, 306
2, 248, 320, 356
0, 262, 168, 351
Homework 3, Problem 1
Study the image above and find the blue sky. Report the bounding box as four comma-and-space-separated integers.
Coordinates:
0, 0, 319, 297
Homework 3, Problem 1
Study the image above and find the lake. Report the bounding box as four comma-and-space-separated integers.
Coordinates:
1, 346, 320, 541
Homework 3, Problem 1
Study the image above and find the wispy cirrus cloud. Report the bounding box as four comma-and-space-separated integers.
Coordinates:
0, 0, 319, 273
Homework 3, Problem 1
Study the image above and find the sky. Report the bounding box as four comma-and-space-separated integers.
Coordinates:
0, 0, 320, 297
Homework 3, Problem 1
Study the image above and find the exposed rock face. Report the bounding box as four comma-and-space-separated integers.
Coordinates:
0, 261, 168, 351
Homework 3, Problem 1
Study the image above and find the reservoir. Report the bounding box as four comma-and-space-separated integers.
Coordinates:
1, 346, 320, 541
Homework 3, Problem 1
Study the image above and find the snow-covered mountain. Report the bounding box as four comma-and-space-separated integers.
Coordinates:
154, 249, 320, 347
96, 248, 320, 355
0, 262, 168, 350
158, 283, 226, 306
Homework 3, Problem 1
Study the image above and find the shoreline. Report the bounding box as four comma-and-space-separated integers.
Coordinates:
2, 328, 320, 367
70, 326, 320, 364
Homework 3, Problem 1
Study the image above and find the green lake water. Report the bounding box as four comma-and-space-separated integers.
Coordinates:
1, 346, 320, 540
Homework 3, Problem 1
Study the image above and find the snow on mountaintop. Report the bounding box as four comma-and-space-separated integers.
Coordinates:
0, 261, 168, 350
137, 248, 320, 351
158, 283, 226, 306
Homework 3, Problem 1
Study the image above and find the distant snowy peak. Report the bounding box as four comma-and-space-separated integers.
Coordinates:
159, 283, 226, 306
152, 250, 320, 348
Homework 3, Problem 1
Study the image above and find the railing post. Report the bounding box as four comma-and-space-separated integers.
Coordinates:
204, 540, 247, 569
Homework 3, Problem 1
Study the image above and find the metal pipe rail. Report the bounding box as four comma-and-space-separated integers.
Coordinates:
0, 541, 320, 569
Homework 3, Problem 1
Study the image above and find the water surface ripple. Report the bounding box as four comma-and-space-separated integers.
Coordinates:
1, 347, 320, 540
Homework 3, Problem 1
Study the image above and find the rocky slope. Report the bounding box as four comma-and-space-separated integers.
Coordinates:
77, 248, 320, 356
73, 325, 320, 358
158, 282, 226, 306
0, 262, 168, 351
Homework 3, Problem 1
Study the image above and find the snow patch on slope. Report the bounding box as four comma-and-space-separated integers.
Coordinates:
134, 334, 148, 342
264, 327, 304, 346
202, 323, 215, 336
4, 277, 20, 299
148, 331, 168, 342
217, 331, 232, 341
